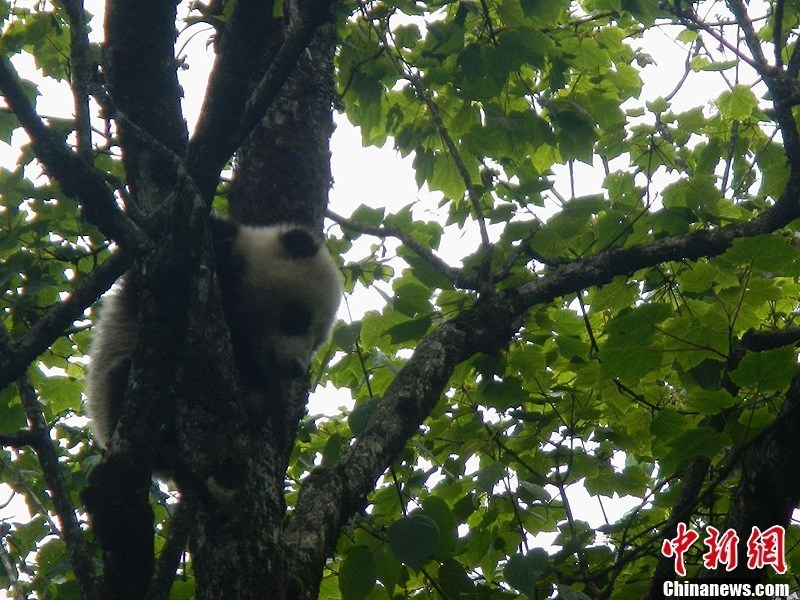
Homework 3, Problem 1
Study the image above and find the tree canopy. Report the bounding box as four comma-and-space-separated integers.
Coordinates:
1, 0, 800, 598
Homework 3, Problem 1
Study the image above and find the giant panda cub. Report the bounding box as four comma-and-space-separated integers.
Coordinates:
85, 215, 343, 452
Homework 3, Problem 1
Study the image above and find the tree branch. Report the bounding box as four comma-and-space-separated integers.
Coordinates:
705, 374, 800, 579
773, 0, 785, 68
363, 10, 493, 281
284, 128, 800, 589
238, 0, 335, 142
726, 0, 771, 71
61, 0, 93, 161
674, 5, 764, 73
326, 209, 476, 289
741, 325, 800, 352
187, 0, 337, 202
144, 500, 196, 600
0, 430, 40, 448
187, 0, 280, 199
0, 57, 150, 253
0, 250, 132, 391
103, 0, 188, 161
0, 324, 100, 600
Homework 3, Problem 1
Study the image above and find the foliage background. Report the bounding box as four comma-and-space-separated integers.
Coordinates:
1, 0, 800, 598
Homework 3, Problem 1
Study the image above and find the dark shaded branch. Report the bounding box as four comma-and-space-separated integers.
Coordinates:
704, 374, 800, 580
144, 500, 196, 600
15, 376, 100, 600
648, 456, 711, 595
238, 0, 336, 144
788, 34, 800, 79
511, 181, 799, 313
773, 0, 785, 68
187, 0, 280, 199
650, 320, 800, 595
741, 326, 800, 352
227, 18, 337, 228
726, 0, 771, 71
0, 57, 150, 253
83, 455, 154, 600
0, 430, 40, 448
0, 251, 132, 390
187, 0, 336, 202
0, 324, 100, 600
62, 0, 93, 160
103, 0, 188, 163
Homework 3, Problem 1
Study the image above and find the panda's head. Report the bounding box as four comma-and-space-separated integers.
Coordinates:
225, 221, 342, 379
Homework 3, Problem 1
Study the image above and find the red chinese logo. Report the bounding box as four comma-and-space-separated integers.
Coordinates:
661, 523, 787, 576
702, 526, 739, 571
746, 526, 787, 574
661, 522, 700, 576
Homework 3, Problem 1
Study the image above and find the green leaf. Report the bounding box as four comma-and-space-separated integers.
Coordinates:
385, 317, 432, 344
387, 514, 439, 570
350, 205, 385, 227
421, 498, 458, 560
557, 584, 593, 599
546, 98, 598, 163
717, 85, 758, 120
457, 44, 508, 101
684, 390, 736, 415
520, 0, 569, 21
478, 378, 528, 410
372, 544, 400, 596
730, 346, 797, 391
723, 235, 800, 275
169, 580, 195, 599
392, 279, 432, 317
504, 549, 549, 596
348, 397, 380, 436
661, 428, 729, 473
600, 304, 671, 379
39, 376, 82, 414
322, 432, 345, 465
339, 545, 377, 600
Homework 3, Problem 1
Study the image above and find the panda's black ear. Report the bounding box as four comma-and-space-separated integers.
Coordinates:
282, 228, 319, 259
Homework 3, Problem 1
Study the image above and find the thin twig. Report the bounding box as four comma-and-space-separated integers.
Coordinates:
61, 0, 93, 161
773, 0, 785, 68
360, 7, 493, 283
675, 6, 763, 73
327, 209, 476, 289
726, 0, 771, 72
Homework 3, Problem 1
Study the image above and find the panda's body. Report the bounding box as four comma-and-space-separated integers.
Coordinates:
85, 215, 342, 450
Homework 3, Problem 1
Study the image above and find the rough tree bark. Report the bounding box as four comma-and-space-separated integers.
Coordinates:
82, 1, 340, 599
187, 12, 338, 600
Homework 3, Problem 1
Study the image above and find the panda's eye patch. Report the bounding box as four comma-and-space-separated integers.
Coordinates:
282, 229, 319, 259
280, 302, 313, 336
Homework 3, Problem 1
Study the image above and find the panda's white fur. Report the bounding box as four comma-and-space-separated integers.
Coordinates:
85, 216, 342, 450
84, 276, 139, 448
